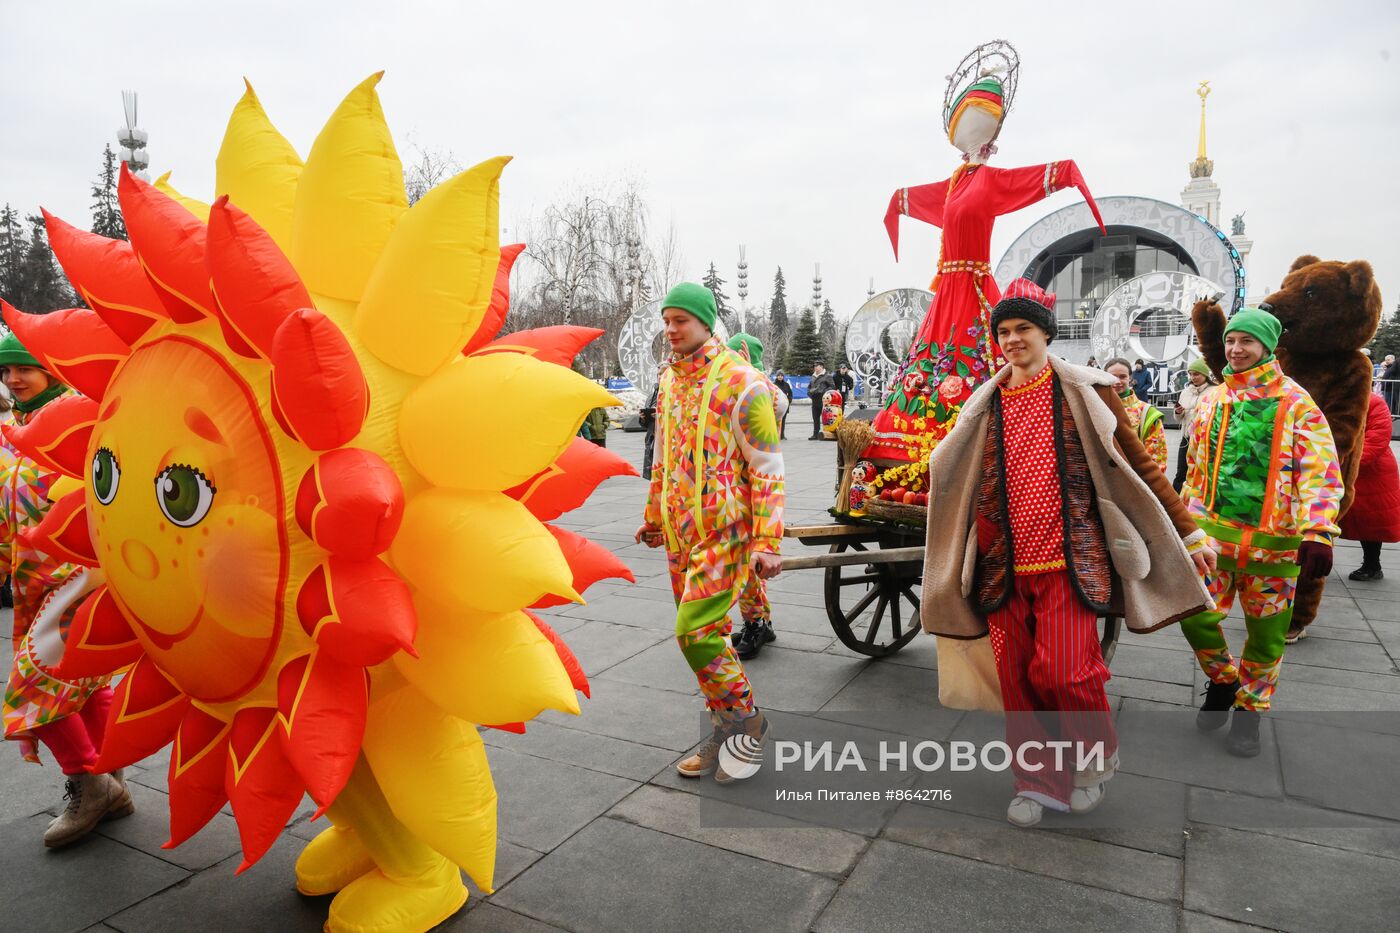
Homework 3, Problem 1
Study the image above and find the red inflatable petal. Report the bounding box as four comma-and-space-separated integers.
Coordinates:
483, 722, 527, 734
117, 165, 212, 325
166, 707, 232, 848
0, 394, 97, 479
225, 706, 305, 872
21, 489, 97, 568
207, 196, 315, 360
296, 558, 417, 666
269, 308, 369, 450
294, 448, 404, 558
0, 303, 128, 402
91, 656, 189, 772
471, 325, 605, 368
461, 242, 525, 355
505, 437, 639, 522
43, 209, 165, 345
533, 525, 635, 609
277, 651, 367, 807
526, 610, 589, 698
50, 585, 142, 680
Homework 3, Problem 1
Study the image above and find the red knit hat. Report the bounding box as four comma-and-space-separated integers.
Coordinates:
990, 279, 1058, 342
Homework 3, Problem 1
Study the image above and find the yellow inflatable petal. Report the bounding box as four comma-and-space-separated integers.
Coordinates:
394, 600, 580, 722
153, 172, 210, 222
362, 683, 497, 891
354, 156, 508, 376
390, 489, 579, 613
292, 72, 406, 302
215, 78, 303, 252
398, 353, 615, 491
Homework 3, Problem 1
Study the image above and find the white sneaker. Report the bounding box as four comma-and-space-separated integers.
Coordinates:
1074, 750, 1120, 788
1070, 782, 1106, 814
1006, 795, 1044, 828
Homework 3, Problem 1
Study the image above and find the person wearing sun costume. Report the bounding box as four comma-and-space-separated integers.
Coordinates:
725, 331, 785, 661
862, 42, 1106, 501
0, 333, 136, 849
2, 74, 637, 933
638, 286, 783, 783
1103, 357, 1169, 472
1179, 308, 1341, 757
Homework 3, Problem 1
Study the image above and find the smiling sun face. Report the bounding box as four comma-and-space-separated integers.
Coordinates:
2, 74, 633, 885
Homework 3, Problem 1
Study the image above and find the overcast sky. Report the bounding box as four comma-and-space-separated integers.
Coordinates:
3, 0, 1397, 323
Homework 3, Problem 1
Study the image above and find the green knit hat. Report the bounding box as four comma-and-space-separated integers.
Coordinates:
1223, 307, 1282, 354
727, 332, 763, 368
1187, 356, 1212, 377
660, 282, 718, 332
0, 331, 42, 368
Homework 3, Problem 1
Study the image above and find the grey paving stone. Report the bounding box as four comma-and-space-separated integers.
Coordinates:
863, 631, 939, 670
737, 644, 867, 711
587, 638, 702, 695
1115, 702, 1284, 796
1184, 825, 1400, 932
885, 802, 1183, 902
555, 591, 673, 631
814, 659, 964, 739
1353, 597, 1400, 624
1187, 787, 1400, 860
1108, 642, 1198, 685
440, 902, 566, 932
469, 839, 541, 901
1281, 661, 1400, 695
542, 678, 707, 751
1181, 911, 1281, 932
1275, 718, 1400, 821
1107, 674, 1196, 707
607, 783, 868, 876
494, 817, 836, 933
480, 719, 675, 783
488, 746, 638, 852
813, 839, 1179, 933
1272, 635, 1399, 675
1, 813, 189, 932
94, 779, 245, 872
108, 832, 327, 933
0, 744, 67, 821
546, 619, 669, 677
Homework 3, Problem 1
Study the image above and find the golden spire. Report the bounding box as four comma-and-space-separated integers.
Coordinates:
1189, 81, 1214, 179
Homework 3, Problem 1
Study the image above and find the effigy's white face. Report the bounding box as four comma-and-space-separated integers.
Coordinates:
951, 107, 1000, 162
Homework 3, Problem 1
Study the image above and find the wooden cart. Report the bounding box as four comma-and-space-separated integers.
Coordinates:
781, 520, 1123, 663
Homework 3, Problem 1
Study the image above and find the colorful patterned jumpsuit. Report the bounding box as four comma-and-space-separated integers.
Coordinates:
1179, 359, 1342, 710
735, 366, 788, 632
645, 337, 784, 725
1117, 389, 1168, 472
2, 391, 114, 770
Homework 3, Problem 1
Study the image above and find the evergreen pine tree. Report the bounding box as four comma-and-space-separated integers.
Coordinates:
90, 144, 127, 241
784, 306, 823, 374
1369, 303, 1400, 360
14, 214, 76, 312
701, 262, 732, 321
818, 298, 841, 367
0, 205, 24, 303
768, 267, 789, 364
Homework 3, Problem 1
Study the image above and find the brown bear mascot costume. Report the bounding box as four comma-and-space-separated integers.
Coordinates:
1192, 255, 1384, 640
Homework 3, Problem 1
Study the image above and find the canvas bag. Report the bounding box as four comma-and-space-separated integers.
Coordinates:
935, 634, 1003, 711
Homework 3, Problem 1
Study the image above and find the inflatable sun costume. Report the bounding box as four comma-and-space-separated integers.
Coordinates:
2, 74, 636, 933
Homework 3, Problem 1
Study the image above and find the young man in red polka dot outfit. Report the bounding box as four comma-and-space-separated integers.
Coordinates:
921, 279, 1216, 828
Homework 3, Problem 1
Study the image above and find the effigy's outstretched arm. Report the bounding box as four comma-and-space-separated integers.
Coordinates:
884, 178, 952, 259
988, 160, 1107, 234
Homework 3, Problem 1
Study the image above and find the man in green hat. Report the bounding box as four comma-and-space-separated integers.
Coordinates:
1179, 307, 1343, 756
1172, 356, 1215, 492
636, 284, 784, 782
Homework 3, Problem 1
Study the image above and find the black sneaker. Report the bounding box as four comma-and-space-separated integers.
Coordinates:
733, 621, 776, 660
1226, 708, 1261, 757
1196, 680, 1239, 732
1349, 567, 1384, 582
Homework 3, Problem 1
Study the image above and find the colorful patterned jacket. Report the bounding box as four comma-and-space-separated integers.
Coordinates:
645, 337, 784, 553
1118, 390, 1168, 472
1184, 359, 1342, 571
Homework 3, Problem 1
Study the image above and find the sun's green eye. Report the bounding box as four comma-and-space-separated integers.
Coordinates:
155, 464, 216, 527
92, 448, 120, 505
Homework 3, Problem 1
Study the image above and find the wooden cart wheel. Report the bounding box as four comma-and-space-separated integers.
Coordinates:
823, 540, 923, 658
1100, 615, 1122, 666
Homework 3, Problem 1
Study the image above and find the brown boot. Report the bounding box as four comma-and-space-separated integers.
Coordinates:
44, 772, 134, 848
715, 711, 770, 785
676, 726, 725, 778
